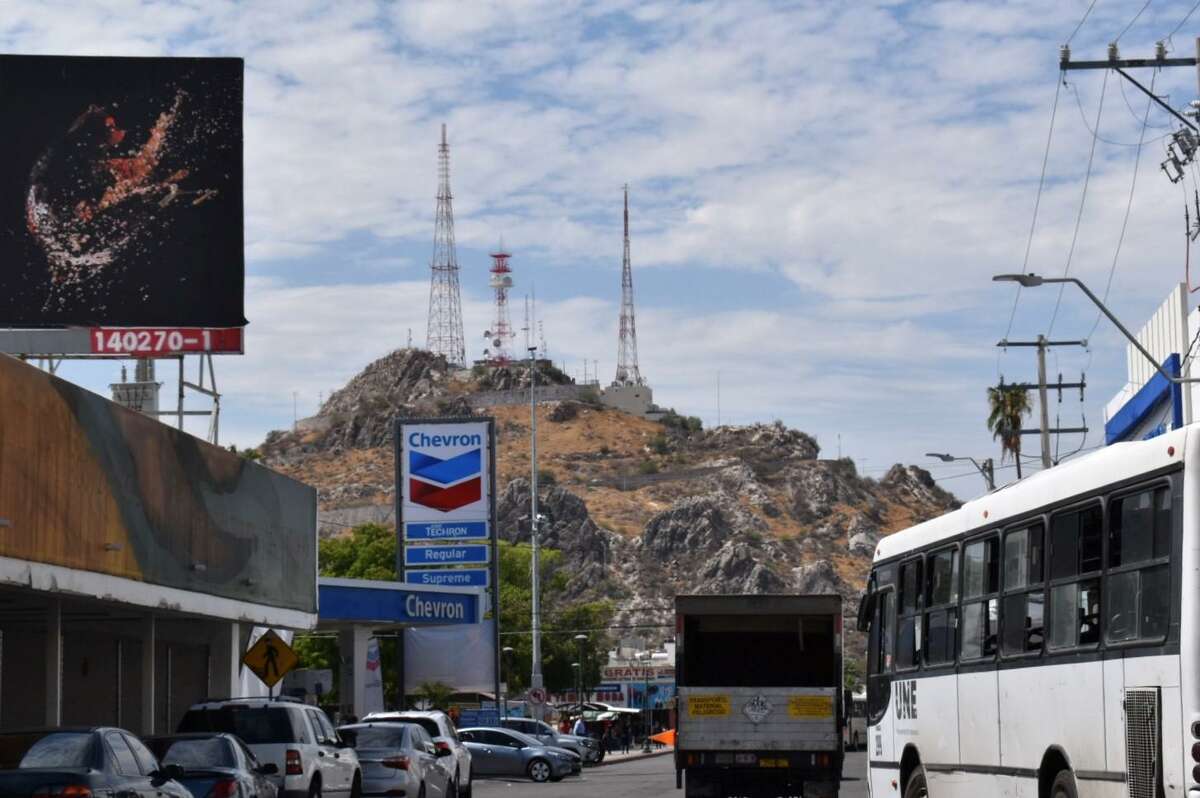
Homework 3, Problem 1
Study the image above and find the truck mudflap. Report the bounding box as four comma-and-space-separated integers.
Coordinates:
684, 768, 838, 798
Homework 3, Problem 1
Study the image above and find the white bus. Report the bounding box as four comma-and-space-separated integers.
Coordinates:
858, 426, 1198, 798
844, 688, 867, 750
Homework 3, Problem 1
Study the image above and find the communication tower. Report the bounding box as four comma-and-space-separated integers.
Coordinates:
483, 246, 515, 364
614, 184, 644, 386
425, 124, 466, 366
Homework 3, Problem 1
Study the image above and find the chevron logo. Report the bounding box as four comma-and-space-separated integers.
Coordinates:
409, 448, 483, 512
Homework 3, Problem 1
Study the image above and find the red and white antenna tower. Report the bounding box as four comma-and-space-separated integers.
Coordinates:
485, 244, 515, 364
425, 124, 466, 366
614, 184, 644, 386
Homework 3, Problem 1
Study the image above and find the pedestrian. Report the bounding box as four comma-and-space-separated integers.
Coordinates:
621, 723, 631, 754
572, 715, 587, 737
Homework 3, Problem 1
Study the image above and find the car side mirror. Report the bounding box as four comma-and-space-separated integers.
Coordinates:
258, 763, 279, 776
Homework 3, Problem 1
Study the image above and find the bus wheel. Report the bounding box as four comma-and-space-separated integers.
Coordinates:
1050, 770, 1078, 798
903, 766, 927, 798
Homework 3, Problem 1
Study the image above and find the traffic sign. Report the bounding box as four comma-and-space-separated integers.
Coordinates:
242, 629, 299, 689
528, 687, 548, 706
404, 543, 490, 567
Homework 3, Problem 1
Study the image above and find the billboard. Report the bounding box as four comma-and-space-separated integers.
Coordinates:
0, 354, 316, 614
0, 55, 245, 328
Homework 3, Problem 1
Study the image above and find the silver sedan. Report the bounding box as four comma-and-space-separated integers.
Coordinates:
338, 722, 454, 798
456, 728, 578, 783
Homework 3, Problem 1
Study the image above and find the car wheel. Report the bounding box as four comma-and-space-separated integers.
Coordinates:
350, 773, 362, 798
460, 770, 472, 798
527, 759, 552, 783
903, 766, 927, 798
308, 777, 322, 798
417, 784, 425, 798
447, 776, 458, 798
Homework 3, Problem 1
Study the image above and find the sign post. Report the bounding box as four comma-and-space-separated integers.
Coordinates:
395, 418, 499, 710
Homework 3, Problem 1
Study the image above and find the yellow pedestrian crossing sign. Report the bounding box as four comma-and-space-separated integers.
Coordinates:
242, 630, 299, 688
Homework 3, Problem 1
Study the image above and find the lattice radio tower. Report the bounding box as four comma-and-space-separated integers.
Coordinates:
484, 244, 515, 364
425, 124, 466, 366
614, 184, 644, 386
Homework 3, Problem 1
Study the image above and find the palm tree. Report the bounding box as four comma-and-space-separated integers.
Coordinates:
987, 384, 1033, 479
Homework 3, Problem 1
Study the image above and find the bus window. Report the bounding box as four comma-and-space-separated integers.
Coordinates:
1048, 503, 1102, 650
924, 546, 958, 665
896, 559, 922, 670
1002, 523, 1045, 655
962, 536, 1000, 659
1106, 487, 1171, 643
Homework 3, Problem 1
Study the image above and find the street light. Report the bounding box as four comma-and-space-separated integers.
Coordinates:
528, 344, 545, 720
993, 273, 1200, 384
638, 650, 653, 753
573, 634, 588, 712
501, 646, 515, 719
925, 452, 995, 491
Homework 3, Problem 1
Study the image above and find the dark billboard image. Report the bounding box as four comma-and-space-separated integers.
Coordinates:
0, 55, 245, 328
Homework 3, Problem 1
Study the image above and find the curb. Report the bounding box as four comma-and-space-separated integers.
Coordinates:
591, 747, 674, 767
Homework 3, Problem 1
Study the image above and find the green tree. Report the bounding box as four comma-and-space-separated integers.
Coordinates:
987, 384, 1032, 479
415, 681, 457, 710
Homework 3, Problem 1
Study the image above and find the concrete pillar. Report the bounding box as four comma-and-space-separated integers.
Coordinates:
141, 615, 155, 736
45, 600, 61, 726
338, 626, 370, 720
209, 622, 240, 699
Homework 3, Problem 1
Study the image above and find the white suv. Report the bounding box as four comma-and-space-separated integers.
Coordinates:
178, 697, 362, 798
361, 711, 472, 797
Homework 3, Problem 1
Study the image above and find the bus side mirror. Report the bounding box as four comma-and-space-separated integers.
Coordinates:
856, 590, 875, 633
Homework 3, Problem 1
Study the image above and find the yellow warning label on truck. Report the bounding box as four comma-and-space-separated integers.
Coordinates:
687, 695, 731, 717
788, 695, 834, 718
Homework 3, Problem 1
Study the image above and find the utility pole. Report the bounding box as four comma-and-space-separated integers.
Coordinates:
528, 344, 543, 719
996, 338, 1088, 469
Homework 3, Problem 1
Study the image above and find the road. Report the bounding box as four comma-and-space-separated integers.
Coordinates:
472, 750, 868, 798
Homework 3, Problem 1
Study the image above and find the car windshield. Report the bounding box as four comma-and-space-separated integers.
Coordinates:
341, 726, 409, 750
15, 733, 94, 768
178, 706, 300, 744
159, 739, 235, 769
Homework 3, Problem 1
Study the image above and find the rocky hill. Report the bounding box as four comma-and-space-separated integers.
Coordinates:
260, 348, 959, 658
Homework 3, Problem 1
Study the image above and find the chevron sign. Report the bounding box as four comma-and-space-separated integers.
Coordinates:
401, 421, 492, 524
409, 448, 482, 512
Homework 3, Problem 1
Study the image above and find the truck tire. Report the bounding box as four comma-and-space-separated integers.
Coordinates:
1050, 769, 1078, 798
903, 766, 927, 798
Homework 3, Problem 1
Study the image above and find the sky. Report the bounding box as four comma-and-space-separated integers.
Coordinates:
6, 0, 1200, 501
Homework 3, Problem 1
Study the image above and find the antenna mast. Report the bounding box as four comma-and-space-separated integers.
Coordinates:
614, 184, 644, 386
425, 124, 466, 366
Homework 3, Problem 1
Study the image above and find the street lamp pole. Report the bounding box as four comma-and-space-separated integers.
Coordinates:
574, 634, 588, 711
993, 274, 1200, 384
925, 452, 995, 491
502, 646, 514, 719
640, 650, 652, 753
529, 345, 544, 719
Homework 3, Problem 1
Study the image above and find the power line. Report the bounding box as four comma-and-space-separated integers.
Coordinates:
1006, 74, 1065, 340
1117, 74, 1171, 129
1048, 69, 1110, 336
1067, 0, 1101, 45
1167, 0, 1200, 43
1067, 76, 1171, 147
1087, 70, 1157, 341
1115, 0, 1153, 43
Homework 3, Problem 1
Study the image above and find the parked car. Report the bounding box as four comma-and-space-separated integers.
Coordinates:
338, 722, 454, 798
178, 697, 362, 798
0, 727, 191, 798
456, 728, 577, 783
497, 718, 600, 764
360, 711, 471, 797
146, 732, 280, 798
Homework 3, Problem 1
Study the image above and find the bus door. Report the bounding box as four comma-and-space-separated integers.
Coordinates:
865, 585, 896, 768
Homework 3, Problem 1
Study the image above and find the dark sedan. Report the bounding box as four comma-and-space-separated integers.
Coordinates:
146, 733, 279, 798
0, 727, 190, 798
